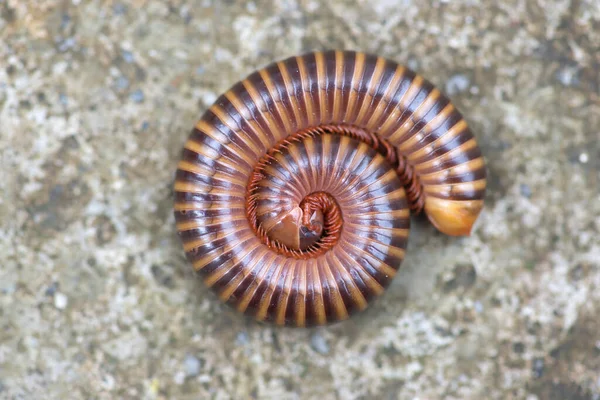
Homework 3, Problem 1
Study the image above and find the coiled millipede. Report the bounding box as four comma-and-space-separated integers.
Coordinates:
174, 50, 486, 327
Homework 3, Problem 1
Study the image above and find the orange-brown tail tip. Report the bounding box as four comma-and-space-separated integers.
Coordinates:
424, 198, 484, 237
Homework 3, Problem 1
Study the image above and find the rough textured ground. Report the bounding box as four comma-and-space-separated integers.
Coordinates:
1, 0, 600, 399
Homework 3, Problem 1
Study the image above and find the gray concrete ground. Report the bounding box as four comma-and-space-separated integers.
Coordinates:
1, 0, 599, 399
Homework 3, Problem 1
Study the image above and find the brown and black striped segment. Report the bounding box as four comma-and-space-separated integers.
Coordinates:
174, 50, 486, 326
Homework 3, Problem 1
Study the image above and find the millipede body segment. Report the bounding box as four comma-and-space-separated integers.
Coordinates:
174, 50, 486, 327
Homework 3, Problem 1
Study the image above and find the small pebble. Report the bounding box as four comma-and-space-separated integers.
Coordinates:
235, 331, 249, 346
445, 74, 470, 96
310, 332, 329, 355
579, 153, 588, 164
184, 354, 202, 377
532, 358, 544, 378
113, 3, 127, 15
173, 371, 185, 385
130, 89, 144, 103
60, 14, 71, 29
54, 292, 68, 309
45, 282, 57, 296
513, 342, 525, 353
407, 58, 419, 71
1, 284, 16, 295
116, 76, 129, 90
556, 67, 578, 87
519, 183, 532, 198
149, 378, 159, 395
201, 92, 216, 106
122, 50, 135, 63
58, 38, 76, 52
101, 374, 115, 390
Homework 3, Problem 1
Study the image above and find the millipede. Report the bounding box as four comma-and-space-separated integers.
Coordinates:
173, 50, 486, 327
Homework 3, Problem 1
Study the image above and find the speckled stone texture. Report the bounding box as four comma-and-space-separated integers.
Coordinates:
1, 0, 599, 399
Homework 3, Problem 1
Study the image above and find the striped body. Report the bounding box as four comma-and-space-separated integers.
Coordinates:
174, 50, 486, 326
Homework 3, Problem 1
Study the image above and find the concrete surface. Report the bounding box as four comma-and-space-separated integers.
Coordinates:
1, 0, 599, 399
